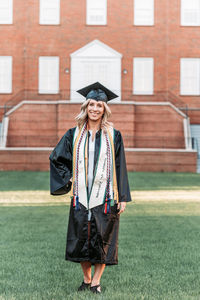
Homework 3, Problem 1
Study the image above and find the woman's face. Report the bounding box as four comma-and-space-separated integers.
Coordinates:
87, 99, 104, 122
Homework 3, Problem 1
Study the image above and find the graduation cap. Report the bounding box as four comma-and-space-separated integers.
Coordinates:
76, 82, 118, 103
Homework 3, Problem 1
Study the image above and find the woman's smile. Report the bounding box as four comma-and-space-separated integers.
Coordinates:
87, 99, 104, 121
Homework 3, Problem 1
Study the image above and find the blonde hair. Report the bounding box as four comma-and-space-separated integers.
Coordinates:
75, 99, 113, 129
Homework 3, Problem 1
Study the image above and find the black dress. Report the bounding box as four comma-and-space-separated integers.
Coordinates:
49, 127, 131, 265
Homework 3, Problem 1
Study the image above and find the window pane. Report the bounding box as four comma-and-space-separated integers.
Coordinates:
133, 58, 154, 94
181, 0, 200, 26
39, 57, 59, 94
0, 56, 12, 93
87, 0, 107, 25
134, 0, 154, 25
180, 58, 200, 95
0, 0, 13, 24
40, 0, 60, 25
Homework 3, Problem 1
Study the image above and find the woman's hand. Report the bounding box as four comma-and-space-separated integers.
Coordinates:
117, 202, 126, 214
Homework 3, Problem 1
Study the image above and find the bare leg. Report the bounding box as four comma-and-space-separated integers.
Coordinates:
91, 263, 106, 287
80, 261, 92, 283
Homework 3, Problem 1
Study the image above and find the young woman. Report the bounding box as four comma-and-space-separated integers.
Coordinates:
49, 82, 131, 294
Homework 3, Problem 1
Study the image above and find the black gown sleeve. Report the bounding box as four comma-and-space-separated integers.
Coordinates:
114, 130, 132, 202
49, 128, 75, 195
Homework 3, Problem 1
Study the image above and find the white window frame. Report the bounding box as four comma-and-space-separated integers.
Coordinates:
39, 0, 60, 25
133, 57, 154, 95
181, 0, 200, 26
38, 56, 59, 94
0, 0, 13, 24
86, 0, 107, 25
180, 58, 200, 95
134, 0, 154, 26
0, 56, 12, 94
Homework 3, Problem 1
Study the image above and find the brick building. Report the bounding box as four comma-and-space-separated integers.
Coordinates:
0, 0, 199, 172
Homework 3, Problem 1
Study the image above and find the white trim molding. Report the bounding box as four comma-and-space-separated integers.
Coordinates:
5, 100, 187, 118
70, 39, 122, 58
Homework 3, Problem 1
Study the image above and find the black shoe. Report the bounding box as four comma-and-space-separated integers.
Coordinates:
90, 284, 101, 294
78, 281, 91, 291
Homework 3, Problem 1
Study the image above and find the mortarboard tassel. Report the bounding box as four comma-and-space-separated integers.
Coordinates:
104, 198, 108, 214
73, 195, 76, 207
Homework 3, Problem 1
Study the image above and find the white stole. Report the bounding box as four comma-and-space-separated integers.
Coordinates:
73, 126, 114, 210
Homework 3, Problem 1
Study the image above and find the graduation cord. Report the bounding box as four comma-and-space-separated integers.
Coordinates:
71, 123, 87, 210
104, 131, 111, 214
85, 125, 89, 189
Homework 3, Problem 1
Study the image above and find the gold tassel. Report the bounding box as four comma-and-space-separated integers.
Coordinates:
107, 127, 119, 203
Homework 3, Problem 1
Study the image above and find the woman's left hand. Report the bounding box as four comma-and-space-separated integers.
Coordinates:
117, 202, 126, 214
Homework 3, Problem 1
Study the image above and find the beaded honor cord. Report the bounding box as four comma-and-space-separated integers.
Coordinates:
104, 128, 119, 213
104, 131, 111, 213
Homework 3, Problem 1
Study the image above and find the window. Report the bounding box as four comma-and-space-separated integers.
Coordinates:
0, 0, 13, 24
39, 0, 60, 25
181, 0, 200, 26
86, 0, 107, 25
180, 58, 200, 95
133, 58, 154, 95
0, 56, 12, 93
39, 57, 59, 94
134, 0, 154, 26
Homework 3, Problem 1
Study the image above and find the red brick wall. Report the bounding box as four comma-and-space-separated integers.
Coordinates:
0, 149, 197, 172
0, 0, 27, 108
0, 0, 200, 117
7, 103, 135, 147
7, 104, 58, 147
6, 102, 185, 149
126, 150, 197, 172
0, 150, 49, 171
134, 105, 185, 148
187, 110, 200, 125
167, 0, 200, 110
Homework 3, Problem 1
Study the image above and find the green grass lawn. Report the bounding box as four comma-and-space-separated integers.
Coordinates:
0, 171, 200, 191
1, 202, 200, 300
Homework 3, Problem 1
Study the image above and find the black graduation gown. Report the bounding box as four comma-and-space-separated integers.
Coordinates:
49, 127, 131, 265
